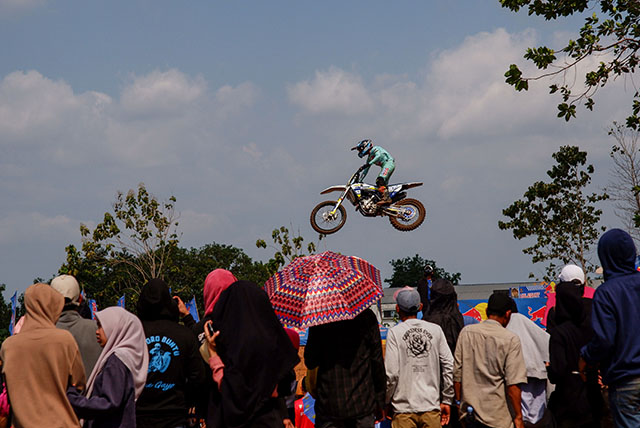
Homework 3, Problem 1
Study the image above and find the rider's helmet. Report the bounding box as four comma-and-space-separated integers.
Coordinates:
352, 139, 373, 158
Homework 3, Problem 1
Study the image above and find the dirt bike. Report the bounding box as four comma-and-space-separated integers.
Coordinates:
310, 168, 426, 234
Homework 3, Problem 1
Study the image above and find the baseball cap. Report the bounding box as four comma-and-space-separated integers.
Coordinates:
558, 264, 585, 285
50, 274, 81, 306
487, 293, 512, 316
393, 286, 421, 313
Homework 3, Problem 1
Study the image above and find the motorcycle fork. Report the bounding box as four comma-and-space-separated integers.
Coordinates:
330, 192, 348, 215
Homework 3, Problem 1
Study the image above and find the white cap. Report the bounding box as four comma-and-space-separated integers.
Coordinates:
558, 264, 585, 285
50, 275, 80, 306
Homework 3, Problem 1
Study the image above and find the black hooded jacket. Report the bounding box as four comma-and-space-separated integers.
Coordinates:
136, 278, 205, 428
423, 279, 464, 354
547, 282, 603, 425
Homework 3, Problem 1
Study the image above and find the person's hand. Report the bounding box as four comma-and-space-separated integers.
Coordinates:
440, 404, 450, 426
173, 296, 190, 317
283, 418, 295, 428
204, 320, 220, 357
384, 403, 393, 420
578, 357, 588, 382
513, 414, 525, 428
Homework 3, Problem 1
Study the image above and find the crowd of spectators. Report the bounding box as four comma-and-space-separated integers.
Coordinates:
0, 227, 638, 428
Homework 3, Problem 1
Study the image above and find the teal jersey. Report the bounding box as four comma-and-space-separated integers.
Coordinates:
361, 146, 395, 184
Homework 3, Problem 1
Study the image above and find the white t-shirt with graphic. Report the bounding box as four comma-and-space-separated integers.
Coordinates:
385, 318, 454, 413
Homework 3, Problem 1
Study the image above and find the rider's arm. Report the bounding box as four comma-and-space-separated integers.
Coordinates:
359, 164, 371, 182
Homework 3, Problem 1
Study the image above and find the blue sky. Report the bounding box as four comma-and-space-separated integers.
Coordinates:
0, 0, 629, 297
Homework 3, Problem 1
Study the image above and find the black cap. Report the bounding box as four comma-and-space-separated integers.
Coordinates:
487, 293, 512, 316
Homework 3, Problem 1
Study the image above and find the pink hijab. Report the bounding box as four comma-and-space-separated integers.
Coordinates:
87, 307, 149, 399
204, 269, 237, 315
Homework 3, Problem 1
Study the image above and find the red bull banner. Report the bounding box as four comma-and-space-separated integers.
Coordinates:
458, 297, 548, 329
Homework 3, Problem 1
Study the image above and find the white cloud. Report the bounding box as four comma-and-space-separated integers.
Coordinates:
0, 70, 110, 143
287, 67, 374, 114
214, 82, 259, 118
0, 68, 258, 167
120, 69, 207, 118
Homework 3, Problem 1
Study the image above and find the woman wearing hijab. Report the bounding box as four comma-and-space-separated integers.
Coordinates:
67, 306, 149, 428
1, 283, 86, 428
423, 279, 464, 354
421, 279, 464, 428
203, 280, 300, 428
548, 283, 603, 428
179, 268, 238, 340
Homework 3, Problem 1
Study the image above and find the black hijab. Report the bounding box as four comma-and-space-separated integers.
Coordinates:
423, 279, 464, 353
208, 280, 300, 428
137, 278, 180, 322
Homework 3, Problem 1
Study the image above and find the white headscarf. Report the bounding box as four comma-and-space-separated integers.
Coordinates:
507, 312, 550, 379
86, 307, 149, 399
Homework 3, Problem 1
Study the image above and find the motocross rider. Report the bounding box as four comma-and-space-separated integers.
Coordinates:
351, 139, 395, 204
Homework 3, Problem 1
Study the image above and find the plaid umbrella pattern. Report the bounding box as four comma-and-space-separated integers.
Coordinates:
264, 251, 383, 328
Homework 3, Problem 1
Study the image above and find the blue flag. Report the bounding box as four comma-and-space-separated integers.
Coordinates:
117, 295, 125, 308
9, 292, 17, 335
89, 299, 98, 320
186, 297, 200, 323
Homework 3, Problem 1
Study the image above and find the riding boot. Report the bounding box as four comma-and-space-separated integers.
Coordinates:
376, 186, 392, 206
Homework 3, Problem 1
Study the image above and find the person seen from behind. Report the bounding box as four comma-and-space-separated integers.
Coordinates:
548, 271, 603, 428
136, 278, 205, 428
580, 229, 640, 428
1, 283, 86, 428
417, 264, 434, 317
385, 286, 454, 428
422, 279, 466, 428
202, 280, 300, 428
453, 293, 527, 428
506, 299, 552, 428
67, 306, 149, 428
51, 274, 103, 376
304, 307, 385, 428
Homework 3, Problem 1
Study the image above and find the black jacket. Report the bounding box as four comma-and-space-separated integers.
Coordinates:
304, 309, 385, 421
136, 278, 205, 428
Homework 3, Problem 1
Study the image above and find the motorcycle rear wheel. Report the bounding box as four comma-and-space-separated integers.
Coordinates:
389, 198, 426, 231
310, 201, 347, 234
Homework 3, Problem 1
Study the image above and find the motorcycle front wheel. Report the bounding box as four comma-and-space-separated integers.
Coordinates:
310, 201, 347, 234
389, 198, 426, 231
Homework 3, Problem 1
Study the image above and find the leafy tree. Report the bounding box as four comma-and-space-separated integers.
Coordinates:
385, 254, 461, 287
60, 183, 179, 308
501, 0, 640, 127
256, 226, 323, 275
165, 243, 270, 299
61, 241, 269, 314
0, 284, 16, 342
498, 145, 608, 280
608, 122, 640, 236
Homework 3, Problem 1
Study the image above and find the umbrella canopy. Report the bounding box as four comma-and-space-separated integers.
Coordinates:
265, 251, 383, 329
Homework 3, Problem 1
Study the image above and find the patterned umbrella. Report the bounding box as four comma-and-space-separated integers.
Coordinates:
264, 251, 383, 329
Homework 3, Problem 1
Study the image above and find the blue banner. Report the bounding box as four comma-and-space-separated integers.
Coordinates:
89, 299, 98, 320
186, 297, 200, 323
117, 295, 125, 308
9, 292, 17, 335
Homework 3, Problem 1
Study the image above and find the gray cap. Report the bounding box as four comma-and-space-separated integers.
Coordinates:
394, 286, 421, 313
50, 274, 80, 306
